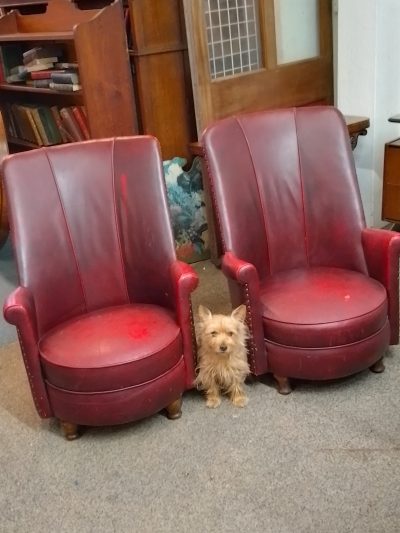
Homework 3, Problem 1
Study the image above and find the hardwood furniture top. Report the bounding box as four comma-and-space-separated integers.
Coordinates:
0, 1, 47, 6
345, 115, 370, 134
0, 0, 100, 35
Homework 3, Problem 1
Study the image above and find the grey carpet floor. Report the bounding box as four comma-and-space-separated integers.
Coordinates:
0, 259, 400, 532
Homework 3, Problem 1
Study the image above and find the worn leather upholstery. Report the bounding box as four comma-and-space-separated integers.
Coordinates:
202, 106, 400, 382
3, 137, 198, 426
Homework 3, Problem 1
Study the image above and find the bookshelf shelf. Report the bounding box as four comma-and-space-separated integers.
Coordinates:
7, 135, 38, 147
0, 31, 74, 41
0, 83, 82, 96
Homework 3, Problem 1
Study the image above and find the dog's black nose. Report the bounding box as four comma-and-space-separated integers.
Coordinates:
220, 345, 227, 352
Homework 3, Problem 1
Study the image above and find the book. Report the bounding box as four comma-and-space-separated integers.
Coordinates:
6, 73, 26, 84
9, 65, 27, 76
31, 69, 64, 80
22, 46, 63, 65
49, 82, 81, 92
37, 106, 62, 145
9, 104, 26, 141
59, 125, 75, 143
25, 57, 59, 68
25, 63, 55, 73
60, 107, 85, 141
50, 71, 80, 85
55, 62, 78, 70
2, 104, 18, 138
50, 106, 70, 144
21, 106, 43, 146
12, 104, 37, 144
30, 106, 51, 145
26, 79, 51, 88
72, 106, 90, 140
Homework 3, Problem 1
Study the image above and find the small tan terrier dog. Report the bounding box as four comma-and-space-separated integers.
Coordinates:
195, 304, 250, 408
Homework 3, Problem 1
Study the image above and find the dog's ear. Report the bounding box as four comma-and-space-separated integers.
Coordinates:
198, 305, 212, 321
231, 304, 246, 322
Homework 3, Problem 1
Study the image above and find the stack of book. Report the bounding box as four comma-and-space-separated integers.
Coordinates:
49, 64, 81, 92
2, 103, 90, 146
0, 45, 81, 92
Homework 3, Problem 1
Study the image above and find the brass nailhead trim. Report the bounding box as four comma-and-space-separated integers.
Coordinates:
17, 328, 44, 417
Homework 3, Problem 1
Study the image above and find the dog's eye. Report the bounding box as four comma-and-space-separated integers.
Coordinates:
228, 331, 235, 337
211, 331, 218, 337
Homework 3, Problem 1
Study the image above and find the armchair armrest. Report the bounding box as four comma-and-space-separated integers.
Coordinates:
4, 286, 37, 331
362, 228, 400, 344
171, 260, 199, 298
170, 260, 199, 388
3, 287, 52, 418
222, 252, 268, 375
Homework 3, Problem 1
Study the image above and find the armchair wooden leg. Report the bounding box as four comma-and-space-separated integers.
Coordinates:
273, 375, 293, 395
60, 420, 80, 440
165, 397, 182, 420
370, 357, 385, 373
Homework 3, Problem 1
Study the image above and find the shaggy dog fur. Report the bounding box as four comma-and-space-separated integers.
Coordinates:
195, 304, 250, 408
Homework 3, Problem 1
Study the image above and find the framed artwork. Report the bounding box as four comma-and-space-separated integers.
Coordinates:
163, 156, 210, 263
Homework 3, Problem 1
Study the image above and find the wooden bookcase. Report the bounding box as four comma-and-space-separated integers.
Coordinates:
0, 0, 137, 152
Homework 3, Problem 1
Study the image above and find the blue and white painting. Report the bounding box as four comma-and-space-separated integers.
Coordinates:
163, 156, 210, 263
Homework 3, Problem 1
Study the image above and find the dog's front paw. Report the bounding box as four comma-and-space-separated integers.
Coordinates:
231, 394, 248, 408
206, 396, 221, 408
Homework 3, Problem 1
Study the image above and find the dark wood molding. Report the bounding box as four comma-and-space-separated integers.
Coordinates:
345, 115, 370, 150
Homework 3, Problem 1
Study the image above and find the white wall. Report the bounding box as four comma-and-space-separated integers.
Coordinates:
335, 0, 400, 227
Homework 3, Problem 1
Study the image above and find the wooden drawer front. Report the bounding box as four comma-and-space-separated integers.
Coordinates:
382, 140, 400, 222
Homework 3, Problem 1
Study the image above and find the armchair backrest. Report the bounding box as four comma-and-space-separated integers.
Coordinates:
203, 106, 368, 279
3, 137, 176, 336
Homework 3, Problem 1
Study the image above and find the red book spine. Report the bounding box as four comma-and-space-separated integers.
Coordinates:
71, 106, 90, 140
31, 70, 62, 80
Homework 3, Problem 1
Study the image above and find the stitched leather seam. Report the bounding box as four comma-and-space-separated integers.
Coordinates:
265, 320, 389, 350
40, 332, 182, 369
263, 300, 388, 326
45, 355, 185, 394
202, 143, 226, 253
17, 328, 45, 417
293, 108, 310, 267
236, 116, 271, 275
190, 302, 198, 364
111, 138, 130, 303
244, 282, 256, 373
44, 149, 88, 312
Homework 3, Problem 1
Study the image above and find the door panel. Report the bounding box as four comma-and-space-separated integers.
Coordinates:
183, 0, 333, 135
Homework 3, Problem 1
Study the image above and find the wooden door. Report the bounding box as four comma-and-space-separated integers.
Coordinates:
183, 0, 333, 135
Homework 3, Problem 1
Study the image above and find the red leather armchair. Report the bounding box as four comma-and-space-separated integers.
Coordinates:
3, 137, 198, 438
202, 106, 400, 393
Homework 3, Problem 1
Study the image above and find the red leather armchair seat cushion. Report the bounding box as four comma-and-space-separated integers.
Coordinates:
260, 267, 387, 348
39, 304, 182, 392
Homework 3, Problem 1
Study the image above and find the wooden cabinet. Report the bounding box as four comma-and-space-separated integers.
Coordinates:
128, 0, 196, 161
382, 138, 400, 223
0, 0, 137, 152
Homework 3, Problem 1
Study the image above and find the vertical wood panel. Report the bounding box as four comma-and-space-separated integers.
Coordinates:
129, 0, 196, 159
